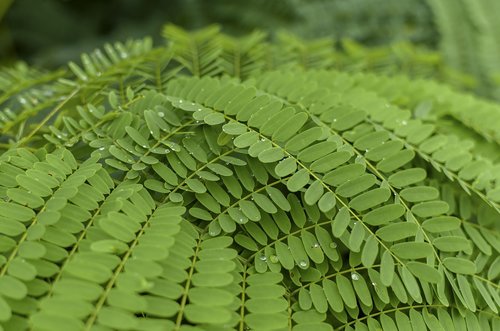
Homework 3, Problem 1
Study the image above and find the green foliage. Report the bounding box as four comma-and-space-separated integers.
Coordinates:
0, 25, 498, 331
427, 0, 500, 99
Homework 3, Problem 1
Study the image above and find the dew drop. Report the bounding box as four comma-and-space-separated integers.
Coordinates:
329, 242, 337, 248
372, 282, 377, 286
351, 273, 359, 281
298, 260, 308, 269
179, 99, 183, 103
260, 138, 266, 142
98, 147, 105, 151
270, 255, 279, 263
312, 243, 320, 249
401, 120, 408, 125
158, 112, 165, 117
259, 255, 267, 262
165, 149, 170, 154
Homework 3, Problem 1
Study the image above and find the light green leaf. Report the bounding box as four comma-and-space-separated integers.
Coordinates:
125, 126, 150, 148
297, 141, 337, 163
380, 250, 394, 286
376, 223, 418, 242
304, 180, 324, 205
287, 169, 310, 192
377, 149, 415, 173
363, 204, 405, 226
331, 207, 350, 238
391, 242, 433, 259
273, 112, 309, 142
275, 157, 297, 177
421, 216, 461, 233
336, 274, 357, 309
443, 257, 476, 274
285, 127, 324, 153
258, 147, 285, 163
411, 201, 449, 218
433, 236, 471, 252
336, 174, 376, 198
0, 275, 27, 299
388, 168, 427, 188
406, 262, 441, 283
400, 186, 439, 202
349, 187, 390, 211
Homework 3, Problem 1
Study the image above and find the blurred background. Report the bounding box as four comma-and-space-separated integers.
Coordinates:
1, 0, 499, 99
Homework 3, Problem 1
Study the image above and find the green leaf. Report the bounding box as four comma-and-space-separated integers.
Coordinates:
0, 275, 28, 299
285, 127, 324, 153
421, 216, 461, 233
310, 151, 351, 173
322, 279, 344, 313
203, 112, 226, 125
258, 147, 285, 163
363, 204, 405, 226
400, 186, 439, 202
331, 207, 350, 238
380, 250, 394, 286
275, 241, 295, 270
275, 157, 297, 177
125, 126, 150, 148
234, 131, 260, 148
391, 242, 433, 259
349, 187, 390, 211
388, 168, 427, 188
30, 313, 83, 331
361, 235, 379, 268
336, 174, 376, 198
336, 274, 357, 309
287, 169, 310, 192
318, 192, 336, 212
323, 164, 365, 187
443, 257, 476, 274
376, 149, 415, 173
297, 141, 337, 163
8, 258, 37, 281
406, 262, 441, 283
411, 201, 449, 217
376, 223, 418, 242
348, 221, 365, 252
239, 200, 261, 221
433, 236, 471, 252
304, 180, 324, 205
273, 112, 309, 142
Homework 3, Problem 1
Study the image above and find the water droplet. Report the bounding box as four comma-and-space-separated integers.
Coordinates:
329, 242, 337, 248
209, 230, 217, 236
259, 255, 267, 262
401, 120, 408, 125
165, 149, 170, 154
158, 112, 165, 117
312, 243, 320, 248
298, 260, 308, 269
179, 100, 183, 103
18, 97, 27, 105
270, 255, 279, 263
142, 145, 148, 148
260, 138, 266, 142
197, 108, 203, 112
333, 119, 337, 122
351, 273, 359, 281
98, 147, 105, 151
191, 102, 195, 106
371, 282, 377, 286
238, 218, 245, 224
